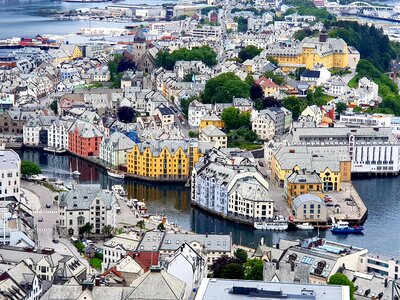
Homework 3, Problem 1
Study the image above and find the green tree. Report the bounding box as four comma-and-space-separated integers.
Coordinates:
283, 96, 306, 119
180, 96, 199, 117
221, 107, 240, 130
264, 71, 285, 86
157, 222, 166, 231
220, 263, 245, 279
203, 73, 250, 103
101, 225, 114, 237
328, 273, 355, 300
79, 222, 93, 237
245, 74, 255, 86
353, 106, 362, 113
50, 100, 58, 115
21, 161, 41, 176
235, 16, 248, 33
243, 259, 264, 280
117, 56, 136, 73
336, 102, 348, 114
238, 45, 262, 62
250, 84, 264, 101
136, 220, 145, 229
267, 56, 279, 67
189, 131, 199, 138
234, 249, 248, 263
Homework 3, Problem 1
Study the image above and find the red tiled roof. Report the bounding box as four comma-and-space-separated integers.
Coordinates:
255, 76, 278, 88
129, 251, 160, 272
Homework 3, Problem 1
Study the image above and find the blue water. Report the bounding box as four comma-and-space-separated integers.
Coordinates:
0, 0, 171, 39
20, 149, 400, 256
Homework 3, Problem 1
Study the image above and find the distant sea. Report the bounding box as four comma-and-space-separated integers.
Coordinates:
0, 0, 171, 39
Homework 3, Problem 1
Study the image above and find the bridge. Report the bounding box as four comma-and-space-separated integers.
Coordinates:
325, 1, 394, 12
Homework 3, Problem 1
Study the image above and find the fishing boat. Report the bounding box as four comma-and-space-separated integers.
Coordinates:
107, 169, 125, 179
296, 223, 314, 230
254, 215, 288, 231
331, 221, 364, 234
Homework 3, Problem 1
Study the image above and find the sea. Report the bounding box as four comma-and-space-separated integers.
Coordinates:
19, 149, 400, 256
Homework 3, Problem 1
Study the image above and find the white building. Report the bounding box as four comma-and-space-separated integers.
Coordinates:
23, 116, 58, 146
166, 243, 206, 298
0, 149, 21, 202
190, 26, 222, 39
0, 212, 35, 247
323, 76, 350, 96
58, 184, 117, 236
339, 113, 392, 127
191, 160, 274, 221
188, 100, 212, 127
99, 131, 135, 167
300, 105, 323, 124
199, 125, 227, 148
102, 231, 141, 272
359, 252, 400, 280
47, 118, 73, 150
252, 113, 276, 141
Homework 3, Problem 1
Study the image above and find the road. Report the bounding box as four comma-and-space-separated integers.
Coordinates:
22, 181, 93, 274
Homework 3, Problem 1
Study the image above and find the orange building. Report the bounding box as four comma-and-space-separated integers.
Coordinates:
68, 120, 103, 157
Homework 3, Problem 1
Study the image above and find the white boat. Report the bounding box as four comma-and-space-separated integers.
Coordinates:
112, 185, 126, 196
72, 170, 81, 176
107, 169, 125, 179
296, 223, 314, 230
43, 147, 67, 154
254, 215, 288, 231
29, 174, 47, 181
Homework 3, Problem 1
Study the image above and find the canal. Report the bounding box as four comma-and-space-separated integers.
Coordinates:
20, 149, 400, 256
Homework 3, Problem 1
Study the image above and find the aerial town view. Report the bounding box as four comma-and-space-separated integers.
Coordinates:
1, 0, 400, 299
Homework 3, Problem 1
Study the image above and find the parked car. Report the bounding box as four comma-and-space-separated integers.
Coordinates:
38, 217, 43, 222
45, 203, 51, 208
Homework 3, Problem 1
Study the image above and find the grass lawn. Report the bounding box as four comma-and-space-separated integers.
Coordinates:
89, 257, 102, 270
320, 93, 335, 103
237, 143, 263, 151
348, 76, 359, 88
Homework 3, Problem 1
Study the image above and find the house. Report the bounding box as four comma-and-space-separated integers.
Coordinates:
264, 107, 292, 135
300, 66, 331, 86
0, 261, 41, 300
23, 115, 59, 146
58, 184, 117, 236
99, 255, 145, 286
255, 76, 279, 97
165, 243, 206, 298
47, 118, 73, 150
102, 231, 142, 272
129, 267, 186, 300
233, 97, 253, 112
153, 104, 175, 127
300, 105, 323, 124
263, 261, 309, 283
252, 113, 276, 141
187, 101, 212, 127
68, 120, 103, 157
199, 125, 227, 148
0, 149, 21, 202
324, 75, 349, 96
292, 194, 328, 222
199, 112, 224, 129
284, 171, 323, 202
87, 66, 110, 82
99, 132, 136, 168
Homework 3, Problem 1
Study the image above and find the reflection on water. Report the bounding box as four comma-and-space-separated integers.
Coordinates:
19, 149, 400, 255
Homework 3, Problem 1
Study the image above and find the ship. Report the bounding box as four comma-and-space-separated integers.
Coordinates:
107, 169, 125, 179
254, 215, 288, 231
331, 221, 364, 234
296, 223, 314, 230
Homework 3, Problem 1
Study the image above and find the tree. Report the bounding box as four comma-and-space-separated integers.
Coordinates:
221, 107, 243, 130
210, 255, 237, 278
328, 273, 355, 300
353, 106, 362, 113
235, 16, 248, 33
336, 102, 347, 114
101, 225, 114, 237
267, 56, 279, 67
79, 222, 93, 236
156, 46, 217, 70
189, 131, 199, 138
245, 74, 255, 86
136, 220, 145, 229
220, 263, 245, 279
250, 84, 264, 101
283, 96, 306, 119
117, 56, 136, 73
234, 249, 248, 263
50, 100, 58, 115
203, 73, 250, 103
243, 259, 264, 280
157, 222, 166, 231
117, 106, 136, 123
21, 161, 41, 176
264, 96, 281, 108
238, 45, 262, 62
264, 71, 285, 86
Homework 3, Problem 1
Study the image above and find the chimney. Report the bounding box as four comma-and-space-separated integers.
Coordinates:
275, 261, 279, 270
291, 261, 295, 272
384, 278, 388, 288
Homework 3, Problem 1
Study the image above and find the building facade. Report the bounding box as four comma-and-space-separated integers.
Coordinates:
68, 120, 103, 157
0, 149, 21, 201
99, 131, 135, 167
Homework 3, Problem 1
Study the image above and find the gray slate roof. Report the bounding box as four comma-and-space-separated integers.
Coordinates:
59, 184, 114, 210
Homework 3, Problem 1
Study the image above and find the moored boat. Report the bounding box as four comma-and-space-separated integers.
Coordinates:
107, 169, 125, 179
112, 185, 126, 196
254, 215, 288, 231
296, 223, 314, 230
43, 147, 67, 154
331, 221, 364, 234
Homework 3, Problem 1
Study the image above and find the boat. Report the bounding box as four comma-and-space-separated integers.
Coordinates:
29, 174, 47, 181
43, 147, 67, 154
72, 170, 81, 176
112, 185, 126, 196
254, 215, 288, 231
331, 221, 364, 234
107, 169, 125, 179
296, 223, 314, 230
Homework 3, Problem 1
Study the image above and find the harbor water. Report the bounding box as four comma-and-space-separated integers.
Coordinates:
19, 149, 400, 256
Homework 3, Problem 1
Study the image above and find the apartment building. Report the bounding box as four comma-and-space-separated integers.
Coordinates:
0, 149, 21, 202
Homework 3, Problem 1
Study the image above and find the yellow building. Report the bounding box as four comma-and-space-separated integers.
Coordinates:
265, 29, 349, 73
50, 44, 83, 64
272, 146, 351, 192
199, 113, 224, 129
127, 140, 204, 180
284, 171, 323, 205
